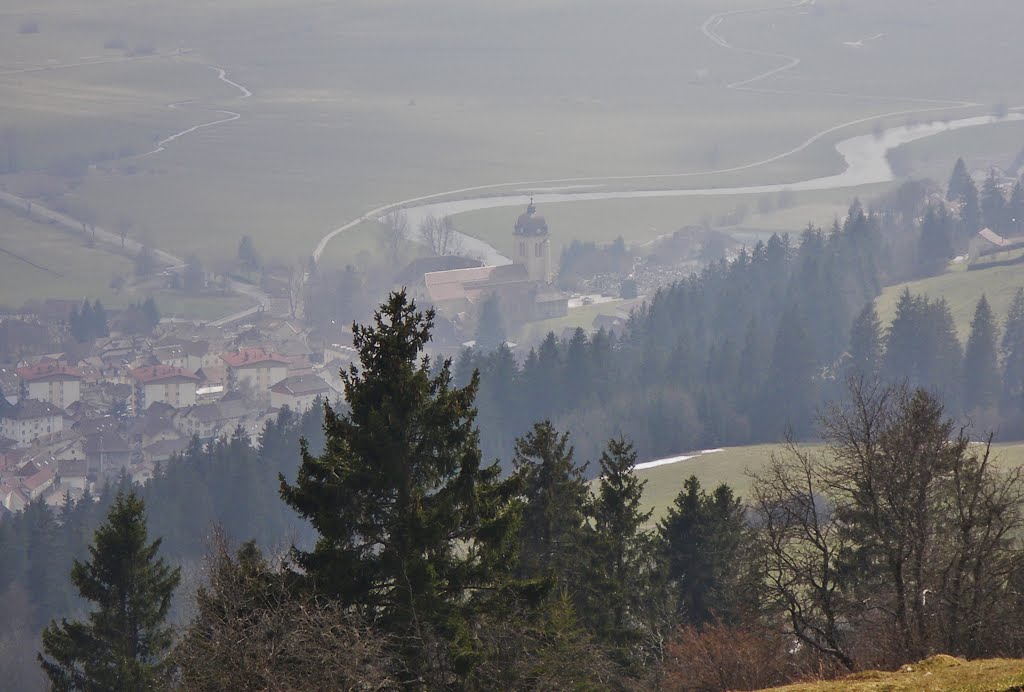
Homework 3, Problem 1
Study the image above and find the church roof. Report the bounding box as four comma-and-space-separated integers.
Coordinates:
424, 265, 530, 304
514, 201, 548, 236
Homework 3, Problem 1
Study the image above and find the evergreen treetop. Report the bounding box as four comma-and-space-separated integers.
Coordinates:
38, 490, 180, 691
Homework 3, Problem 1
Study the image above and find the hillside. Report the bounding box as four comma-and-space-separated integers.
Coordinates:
632, 442, 1024, 522
877, 260, 1024, 341
763, 655, 1024, 691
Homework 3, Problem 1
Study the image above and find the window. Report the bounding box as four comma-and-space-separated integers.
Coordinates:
519, 241, 526, 256
535, 242, 542, 258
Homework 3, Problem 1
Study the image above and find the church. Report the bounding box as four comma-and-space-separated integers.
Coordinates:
420, 201, 568, 327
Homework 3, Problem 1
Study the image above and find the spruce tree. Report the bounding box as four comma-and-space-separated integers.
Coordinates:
658, 476, 751, 626
511, 421, 590, 587
585, 438, 659, 652
959, 180, 982, 240
963, 295, 1000, 412
981, 169, 1007, 232
279, 290, 517, 680
92, 299, 109, 338
142, 297, 160, 331
848, 302, 883, 380
1002, 288, 1024, 411
474, 292, 506, 352
1008, 179, 1024, 234
947, 157, 973, 202
917, 203, 954, 276
38, 490, 180, 691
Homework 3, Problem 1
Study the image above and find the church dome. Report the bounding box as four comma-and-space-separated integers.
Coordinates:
514, 200, 548, 235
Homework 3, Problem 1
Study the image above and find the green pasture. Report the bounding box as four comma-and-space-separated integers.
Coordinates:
632, 441, 1024, 523
0, 206, 252, 319
877, 260, 1024, 342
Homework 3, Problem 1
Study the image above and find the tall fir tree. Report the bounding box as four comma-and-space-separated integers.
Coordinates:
474, 292, 506, 353
658, 476, 752, 626
38, 491, 180, 691
848, 301, 883, 381
511, 421, 590, 588
963, 295, 1000, 412
1008, 179, 1024, 235
981, 169, 1008, 232
959, 179, 982, 241
279, 290, 517, 682
947, 157, 973, 202
583, 438, 663, 657
1002, 288, 1024, 411
917, 203, 954, 276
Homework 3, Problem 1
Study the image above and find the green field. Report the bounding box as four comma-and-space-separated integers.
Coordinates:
3, 0, 1023, 288
631, 442, 1024, 522
877, 260, 1024, 341
0, 205, 252, 319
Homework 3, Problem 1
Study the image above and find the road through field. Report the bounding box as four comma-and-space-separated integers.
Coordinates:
312, 0, 992, 265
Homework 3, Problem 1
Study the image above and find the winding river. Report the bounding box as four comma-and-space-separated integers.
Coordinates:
382, 112, 1024, 267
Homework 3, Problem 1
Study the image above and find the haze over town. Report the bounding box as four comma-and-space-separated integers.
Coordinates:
3, 0, 1024, 689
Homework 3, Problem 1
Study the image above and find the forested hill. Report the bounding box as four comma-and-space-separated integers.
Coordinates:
462, 167, 1024, 468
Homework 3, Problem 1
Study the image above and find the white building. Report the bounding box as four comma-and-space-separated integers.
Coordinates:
0, 399, 65, 447
16, 361, 82, 408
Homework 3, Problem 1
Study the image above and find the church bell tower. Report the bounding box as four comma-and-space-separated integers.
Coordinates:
513, 198, 552, 283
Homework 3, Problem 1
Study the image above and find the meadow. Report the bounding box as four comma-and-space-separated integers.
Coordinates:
3, 0, 1023, 301
877, 258, 1024, 341
632, 441, 1024, 523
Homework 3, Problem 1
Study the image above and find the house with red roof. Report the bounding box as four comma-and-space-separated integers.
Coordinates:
130, 364, 199, 410
16, 361, 83, 409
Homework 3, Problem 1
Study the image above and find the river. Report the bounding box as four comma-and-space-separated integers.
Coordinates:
388, 112, 1024, 267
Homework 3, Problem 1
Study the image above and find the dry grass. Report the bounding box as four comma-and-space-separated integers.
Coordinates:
763, 654, 1024, 691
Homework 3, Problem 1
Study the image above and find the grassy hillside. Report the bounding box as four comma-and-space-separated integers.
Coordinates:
763, 654, 1024, 691
877, 261, 1024, 341
632, 442, 1024, 522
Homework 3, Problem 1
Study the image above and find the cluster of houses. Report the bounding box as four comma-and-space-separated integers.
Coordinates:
0, 318, 350, 515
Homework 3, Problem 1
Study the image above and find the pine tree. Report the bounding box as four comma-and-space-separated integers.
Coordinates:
474, 292, 505, 352
963, 295, 1000, 412
981, 169, 1008, 232
92, 299, 109, 338
917, 203, 954, 276
279, 290, 517, 681
658, 476, 751, 626
1008, 179, 1024, 235
584, 437, 661, 654
947, 157, 973, 202
38, 490, 180, 690
848, 301, 883, 380
1002, 288, 1024, 411
142, 297, 160, 331
959, 180, 982, 240
511, 421, 590, 588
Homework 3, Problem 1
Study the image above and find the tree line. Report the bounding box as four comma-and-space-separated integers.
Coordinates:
21, 291, 1024, 690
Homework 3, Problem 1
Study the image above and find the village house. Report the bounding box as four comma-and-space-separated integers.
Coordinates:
83, 430, 131, 478
221, 347, 288, 401
270, 374, 338, 411
0, 399, 65, 447
16, 361, 83, 408
173, 399, 257, 441
131, 364, 199, 410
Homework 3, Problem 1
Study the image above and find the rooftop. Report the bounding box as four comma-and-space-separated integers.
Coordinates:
16, 361, 83, 381
0, 398, 64, 420
270, 374, 338, 398
131, 364, 199, 384
221, 347, 288, 368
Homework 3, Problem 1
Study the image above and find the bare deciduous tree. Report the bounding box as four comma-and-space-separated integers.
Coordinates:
418, 214, 463, 257
380, 210, 410, 266
173, 530, 393, 691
